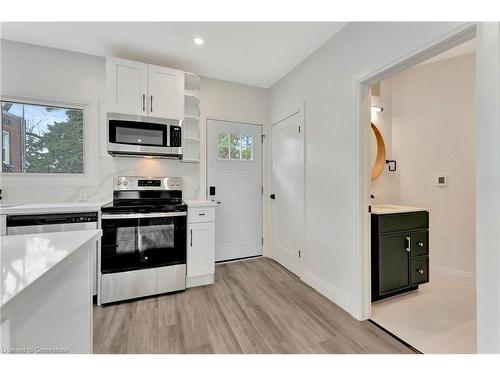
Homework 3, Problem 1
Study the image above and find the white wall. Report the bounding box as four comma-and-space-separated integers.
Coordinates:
268, 22, 470, 315
0, 40, 268, 213
475, 22, 500, 354
385, 53, 475, 285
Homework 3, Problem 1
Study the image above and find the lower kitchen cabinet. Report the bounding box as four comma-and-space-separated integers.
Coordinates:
186, 203, 216, 288
372, 211, 430, 301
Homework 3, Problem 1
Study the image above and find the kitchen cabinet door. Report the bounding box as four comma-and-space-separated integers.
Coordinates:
187, 222, 215, 278
106, 57, 148, 116
147, 64, 184, 120
378, 233, 411, 295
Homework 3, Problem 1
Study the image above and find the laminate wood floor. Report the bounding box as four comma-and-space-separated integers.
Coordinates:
93, 257, 414, 354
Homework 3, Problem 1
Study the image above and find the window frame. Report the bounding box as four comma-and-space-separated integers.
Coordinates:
217, 131, 254, 161
1, 95, 87, 176
2, 130, 10, 165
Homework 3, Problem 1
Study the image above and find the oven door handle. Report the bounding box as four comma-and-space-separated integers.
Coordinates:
101, 212, 187, 220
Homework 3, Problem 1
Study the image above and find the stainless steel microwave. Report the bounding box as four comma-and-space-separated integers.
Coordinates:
107, 113, 183, 159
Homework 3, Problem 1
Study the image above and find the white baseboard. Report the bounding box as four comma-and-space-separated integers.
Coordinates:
431, 266, 476, 287
302, 270, 352, 314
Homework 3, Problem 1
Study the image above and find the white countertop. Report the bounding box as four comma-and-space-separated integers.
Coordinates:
0, 202, 109, 215
184, 200, 218, 207
371, 204, 429, 215
1, 229, 102, 308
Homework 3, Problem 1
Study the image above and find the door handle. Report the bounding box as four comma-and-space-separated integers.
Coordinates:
142, 94, 145, 111
405, 236, 411, 252
270, 194, 276, 200
190, 229, 193, 247
150, 95, 153, 112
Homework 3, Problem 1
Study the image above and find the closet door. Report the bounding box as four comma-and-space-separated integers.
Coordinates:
106, 57, 148, 116
147, 64, 184, 120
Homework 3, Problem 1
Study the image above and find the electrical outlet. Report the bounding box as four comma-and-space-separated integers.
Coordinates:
78, 188, 88, 201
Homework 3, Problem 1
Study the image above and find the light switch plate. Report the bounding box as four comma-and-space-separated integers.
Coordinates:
436, 174, 447, 187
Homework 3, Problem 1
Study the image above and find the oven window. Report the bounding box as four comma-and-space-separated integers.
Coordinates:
109, 120, 168, 147
101, 216, 186, 273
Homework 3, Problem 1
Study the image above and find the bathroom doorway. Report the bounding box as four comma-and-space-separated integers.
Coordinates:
365, 36, 477, 353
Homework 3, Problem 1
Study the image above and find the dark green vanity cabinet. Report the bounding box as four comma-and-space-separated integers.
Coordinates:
371, 211, 429, 301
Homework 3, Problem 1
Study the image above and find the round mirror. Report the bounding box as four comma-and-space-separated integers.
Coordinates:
370, 122, 386, 181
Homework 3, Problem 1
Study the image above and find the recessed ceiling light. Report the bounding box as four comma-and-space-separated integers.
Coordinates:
193, 37, 204, 46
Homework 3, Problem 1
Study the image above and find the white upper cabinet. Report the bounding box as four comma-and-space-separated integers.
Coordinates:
106, 58, 148, 116
147, 64, 184, 120
106, 57, 184, 120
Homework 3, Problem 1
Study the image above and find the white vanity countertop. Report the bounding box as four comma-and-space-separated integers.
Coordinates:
371, 204, 429, 215
0, 229, 102, 309
0, 202, 109, 215
184, 200, 218, 207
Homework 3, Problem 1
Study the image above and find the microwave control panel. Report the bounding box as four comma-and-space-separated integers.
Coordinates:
170, 126, 182, 147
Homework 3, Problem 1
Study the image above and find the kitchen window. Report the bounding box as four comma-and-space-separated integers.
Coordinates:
1, 100, 84, 174
2, 131, 10, 165
218, 132, 253, 160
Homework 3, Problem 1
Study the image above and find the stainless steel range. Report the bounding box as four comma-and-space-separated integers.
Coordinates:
98, 176, 187, 305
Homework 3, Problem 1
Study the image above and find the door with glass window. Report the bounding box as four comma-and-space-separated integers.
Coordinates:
207, 120, 262, 262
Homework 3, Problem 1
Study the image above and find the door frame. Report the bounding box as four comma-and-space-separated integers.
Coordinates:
205, 118, 265, 258
270, 103, 305, 278
355, 23, 478, 321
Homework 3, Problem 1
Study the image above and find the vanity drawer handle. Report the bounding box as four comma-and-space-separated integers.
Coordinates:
417, 242, 424, 247
417, 269, 424, 274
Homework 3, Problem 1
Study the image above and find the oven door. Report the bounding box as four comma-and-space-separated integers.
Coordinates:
101, 212, 187, 274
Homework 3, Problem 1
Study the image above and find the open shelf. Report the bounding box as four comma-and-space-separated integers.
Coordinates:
181, 158, 200, 163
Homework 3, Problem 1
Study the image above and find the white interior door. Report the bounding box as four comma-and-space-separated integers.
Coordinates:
207, 120, 262, 262
271, 111, 304, 276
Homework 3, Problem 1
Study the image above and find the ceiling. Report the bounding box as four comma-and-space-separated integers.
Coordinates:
417, 38, 476, 66
0, 22, 347, 88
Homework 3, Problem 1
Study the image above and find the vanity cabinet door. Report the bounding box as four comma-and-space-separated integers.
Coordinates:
378, 233, 411, 295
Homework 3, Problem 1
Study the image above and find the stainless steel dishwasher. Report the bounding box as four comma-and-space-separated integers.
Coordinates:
6, 212, 100, 295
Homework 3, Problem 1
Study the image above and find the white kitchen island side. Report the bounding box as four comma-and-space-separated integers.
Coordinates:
1, 229, 102, 354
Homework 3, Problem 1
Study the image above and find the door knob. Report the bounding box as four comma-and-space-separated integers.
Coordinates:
270, 194, 276, 200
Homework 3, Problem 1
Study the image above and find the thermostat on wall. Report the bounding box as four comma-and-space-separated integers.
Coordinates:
436, 174, 447, 187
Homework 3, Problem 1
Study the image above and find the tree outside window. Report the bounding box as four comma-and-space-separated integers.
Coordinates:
1, 101, 84, 174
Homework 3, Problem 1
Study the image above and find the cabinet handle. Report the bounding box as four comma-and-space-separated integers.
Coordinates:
417, 269, 424, 274
198, 213, 205, 216
417, 242, 424, 247
405, 236, 411, 252
190, 229, 193, 247
142, 94, 145, 111
151, 95, 153, 112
